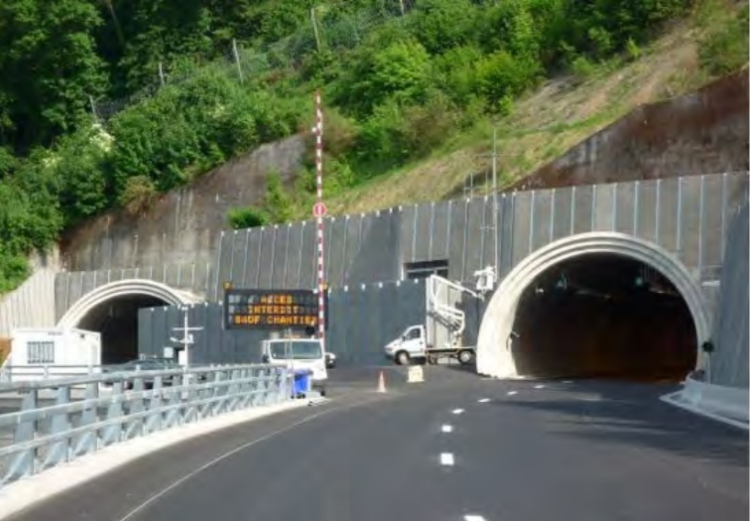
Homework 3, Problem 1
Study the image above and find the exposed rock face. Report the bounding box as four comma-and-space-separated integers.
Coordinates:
510, 69, 749, 190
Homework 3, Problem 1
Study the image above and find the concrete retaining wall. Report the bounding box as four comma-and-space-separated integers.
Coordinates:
137, 279, 427, 367
709, 201, 749, 388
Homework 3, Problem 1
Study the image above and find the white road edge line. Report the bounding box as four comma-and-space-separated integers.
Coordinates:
452, 408, 465, 415
441, 424, 453, 433
440, 453, 455, 466
464, 516, 487, 521
477, 398, 490, 403
117, 396, 386, 521
507, 391, 518, 396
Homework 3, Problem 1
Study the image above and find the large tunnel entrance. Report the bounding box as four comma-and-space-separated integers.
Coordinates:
510, 254, 697, 381
76, 295, 168, 365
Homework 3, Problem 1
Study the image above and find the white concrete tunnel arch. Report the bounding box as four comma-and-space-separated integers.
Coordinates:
57, 279, 202, 329
476, 232, 712, 379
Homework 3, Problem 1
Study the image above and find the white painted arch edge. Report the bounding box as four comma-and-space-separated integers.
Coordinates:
57, 279, 202, 329
476, 232, 711, 379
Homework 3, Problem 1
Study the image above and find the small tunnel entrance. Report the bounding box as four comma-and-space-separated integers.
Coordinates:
77, 295, 168, 365
510, 253, 697, 382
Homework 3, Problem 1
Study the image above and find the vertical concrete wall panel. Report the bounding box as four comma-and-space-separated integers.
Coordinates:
326, 218, 346, 288
341, 215, 361, 286
464, 199, 486, 278
552, 187, 573, 241
710, 202, 749, 388
572, 185, 594, 235
614, 182, 636, 234
657, 177, 679, 255
431, 201, 451, 262
448, 200, 469, 281
678, 176, 702, 274
636, 180, 658, 245
592, 184, 615, 231
228, 230, 248, 286
700, 175, 724, 280
531, 189, 553, 253
271, 225, 291, 288
512, 192, 531, 266
413, 203, 433, 261
399, 205, 416, 264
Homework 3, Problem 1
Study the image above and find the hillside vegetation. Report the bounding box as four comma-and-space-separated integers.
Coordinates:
0, 0, 747, 293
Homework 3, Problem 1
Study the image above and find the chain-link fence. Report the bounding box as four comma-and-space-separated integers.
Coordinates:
90, 0, 416, 124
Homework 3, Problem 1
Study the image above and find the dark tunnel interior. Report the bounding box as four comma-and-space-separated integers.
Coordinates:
510, 254, 697, 382
77, 295, 167, 365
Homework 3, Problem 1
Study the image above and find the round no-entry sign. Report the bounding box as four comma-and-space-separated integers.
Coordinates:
313, 201, 327, 218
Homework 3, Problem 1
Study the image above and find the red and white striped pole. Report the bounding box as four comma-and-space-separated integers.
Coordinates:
313, 90, 326, 346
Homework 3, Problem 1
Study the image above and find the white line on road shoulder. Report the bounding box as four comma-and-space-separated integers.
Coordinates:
464, 516, 486, 521
452, 408, 465, 415
477, 398, 490, 403
441, 424, 453, 433
440, 453, 455, 466
507, 391, 518, 396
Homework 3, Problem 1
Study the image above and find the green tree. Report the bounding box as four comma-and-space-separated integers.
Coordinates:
0, 0, 106, 152
340, 39, 432, 115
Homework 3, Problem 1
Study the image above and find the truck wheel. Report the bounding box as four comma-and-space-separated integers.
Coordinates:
458, 349, 475, 365
396, 351, 411, 366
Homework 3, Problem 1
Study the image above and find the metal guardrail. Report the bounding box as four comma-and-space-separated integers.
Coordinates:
0, 364, 290, 488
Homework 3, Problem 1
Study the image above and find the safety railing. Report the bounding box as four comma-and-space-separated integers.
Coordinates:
0, 364, 290, 488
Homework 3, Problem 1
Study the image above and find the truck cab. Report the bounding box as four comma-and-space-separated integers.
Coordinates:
384, 325, 427, 365
261, 338, 328, 396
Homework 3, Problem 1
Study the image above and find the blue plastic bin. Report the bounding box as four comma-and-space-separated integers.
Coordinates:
292, 369, 312, 397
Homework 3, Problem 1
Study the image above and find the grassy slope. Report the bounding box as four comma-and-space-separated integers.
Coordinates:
327, 21, 708, 216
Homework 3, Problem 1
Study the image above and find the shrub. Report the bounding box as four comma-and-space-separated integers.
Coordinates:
475, 51, 542, 112
698, 4, 749, 77
119, 175, 157, 216
228, 206, 269, 229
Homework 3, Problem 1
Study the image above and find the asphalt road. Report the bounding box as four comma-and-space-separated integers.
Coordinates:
6, 367, 748, 521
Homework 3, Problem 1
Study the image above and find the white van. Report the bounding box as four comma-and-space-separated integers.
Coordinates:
261, 338, 328, 396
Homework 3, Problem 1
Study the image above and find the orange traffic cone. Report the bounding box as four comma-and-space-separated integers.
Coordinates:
377, 370, 387, 393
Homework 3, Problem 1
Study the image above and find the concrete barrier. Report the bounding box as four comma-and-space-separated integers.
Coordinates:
661, 376, 748, 430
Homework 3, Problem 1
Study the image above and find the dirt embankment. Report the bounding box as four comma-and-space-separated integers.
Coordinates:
509, 69, 749, 191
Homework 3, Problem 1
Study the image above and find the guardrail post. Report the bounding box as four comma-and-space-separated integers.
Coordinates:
164, 374, 183, 428
226, 369, 241, 412
277, 368, 289, 403
238, 368, 252, 409
72, 381, 100, 457
124, 377, 145, 440
5, 389, 39, 482
144, 376, 164, 435
102, 382, 125, 447
259, 367, 272, 406
42, 386, 73, 470
210, 370, 227, 417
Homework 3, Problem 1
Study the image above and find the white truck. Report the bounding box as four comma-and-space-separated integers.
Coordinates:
261, 337, 328, 396
384, 268, 496, 367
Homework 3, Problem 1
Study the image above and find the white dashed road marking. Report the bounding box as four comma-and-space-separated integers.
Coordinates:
477, 398, 490, 403
452, 408, 465, 415
534, 384, 545, 389
464, 516, 487, 521
507, 391, 518, 396
441, 424, 454, 433
440, 453, 455, 466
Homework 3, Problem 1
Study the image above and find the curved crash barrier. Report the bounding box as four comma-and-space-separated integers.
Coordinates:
661, 376, 749, 430
0, 364, 290, 488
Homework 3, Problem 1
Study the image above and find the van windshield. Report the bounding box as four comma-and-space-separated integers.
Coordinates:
269, 341, 322, 360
